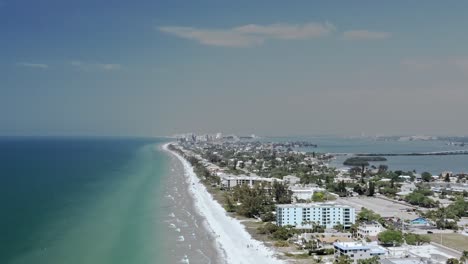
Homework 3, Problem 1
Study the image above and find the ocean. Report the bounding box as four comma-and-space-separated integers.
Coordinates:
0, 137, 171, 264
1, 135, 466, 264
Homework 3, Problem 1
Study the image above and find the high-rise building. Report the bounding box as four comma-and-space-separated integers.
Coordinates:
276, 203, 355, 229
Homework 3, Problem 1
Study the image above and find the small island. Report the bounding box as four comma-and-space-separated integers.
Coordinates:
343, 156, 387, 166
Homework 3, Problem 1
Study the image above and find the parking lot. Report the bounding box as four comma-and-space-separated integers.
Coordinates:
336, 196, 420, 221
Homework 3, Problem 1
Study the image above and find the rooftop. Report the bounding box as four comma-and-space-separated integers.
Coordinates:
218, 173, 284, 182
276, 202, 353, 209
386, 244, 460, 264
284, 175, 300, 179
334, 241, 387, 254
289, 186, 325, 191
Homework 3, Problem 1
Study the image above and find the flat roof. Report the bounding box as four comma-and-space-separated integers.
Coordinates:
334, 241, 370, 248
334, 242, 387, 254
289, 186, 324, 190
284, 175, 300, 178
222, 176, 283, 182
276, 203, 353, 209
219, 174, 284, 182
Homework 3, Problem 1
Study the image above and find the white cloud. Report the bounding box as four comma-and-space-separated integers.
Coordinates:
233, 22, 335, 39
159, 26, 263, 47
71, 61, 122, 71
16, 62, 49, 69
343, 30, 391, 40
159, 22, 335, 47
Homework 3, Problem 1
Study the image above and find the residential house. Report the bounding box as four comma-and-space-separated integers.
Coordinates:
283, 175, 301, 185
333, 241, 387, 263
357, 221, 385, 239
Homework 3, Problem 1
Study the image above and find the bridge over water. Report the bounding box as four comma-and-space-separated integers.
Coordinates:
353, 150, 468, 156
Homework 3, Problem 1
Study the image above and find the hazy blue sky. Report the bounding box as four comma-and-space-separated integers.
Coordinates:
1, 0, 468, 137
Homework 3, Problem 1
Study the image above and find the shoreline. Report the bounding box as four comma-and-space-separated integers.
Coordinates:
163, 142, 285, 264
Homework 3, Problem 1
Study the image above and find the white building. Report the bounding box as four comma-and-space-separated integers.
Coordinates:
398, 175, 411, 182
333, 241, 387, 263
283, 175, 300, 185
386, 244, 461, 264
357, 221, 385, 238
276, 203, 355, 229
414, 174, 422, 182
289, 186, 327, 201
379, 178, 392, 183
219, 173, 283, 189
334, 176, 357, 184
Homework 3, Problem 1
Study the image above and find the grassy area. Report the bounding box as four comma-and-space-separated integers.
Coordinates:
283, 252, 311, 259
240, 219, 270, 242
429, 233, 468, 251
205, 185, 224, 203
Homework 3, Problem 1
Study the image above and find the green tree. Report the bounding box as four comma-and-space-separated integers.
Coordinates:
447, 259, 460, 264
404, 233, 431, 245
334, 180, 347, 196
354, 184, 367, 195
378, 165, 389, 173
260, 211, 275, 222
380, 186, 397, 196
445, 173, 451, 182
421, 172, 432, 182
378, 230, 403, 246
333, 223, 345, 232
303, 238, 319, 250
357, 256, 380, 264
272, 181, 292, 204
335, 255, 352, 264
405, 189, 438, 208
357, 208, 382, 223
459, 250, 468, 264
312, 191, 325, 202
368, 181, 375, 197
271, 226, 295, 240
446, 198, 468, 218
233, 184, 272, 218
224, 193, 236, 212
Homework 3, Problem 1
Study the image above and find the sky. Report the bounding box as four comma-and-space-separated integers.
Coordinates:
1, 0, 468, 137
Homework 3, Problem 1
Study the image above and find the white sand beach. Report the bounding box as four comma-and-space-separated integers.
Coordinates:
163, 143, 284, 264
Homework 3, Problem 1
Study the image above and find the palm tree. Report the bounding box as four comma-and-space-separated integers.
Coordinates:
447, 258, 460, 264
459, 250, 468, 264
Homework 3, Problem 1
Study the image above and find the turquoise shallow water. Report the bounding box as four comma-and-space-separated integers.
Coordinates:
0, 138, 170, 264
2, 135, 465, 263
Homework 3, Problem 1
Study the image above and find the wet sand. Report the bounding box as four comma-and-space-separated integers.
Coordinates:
163, 143, 284, 264
161, 148, 223, 264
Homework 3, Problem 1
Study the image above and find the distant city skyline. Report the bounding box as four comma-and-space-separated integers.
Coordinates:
1, 1, 468, 137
